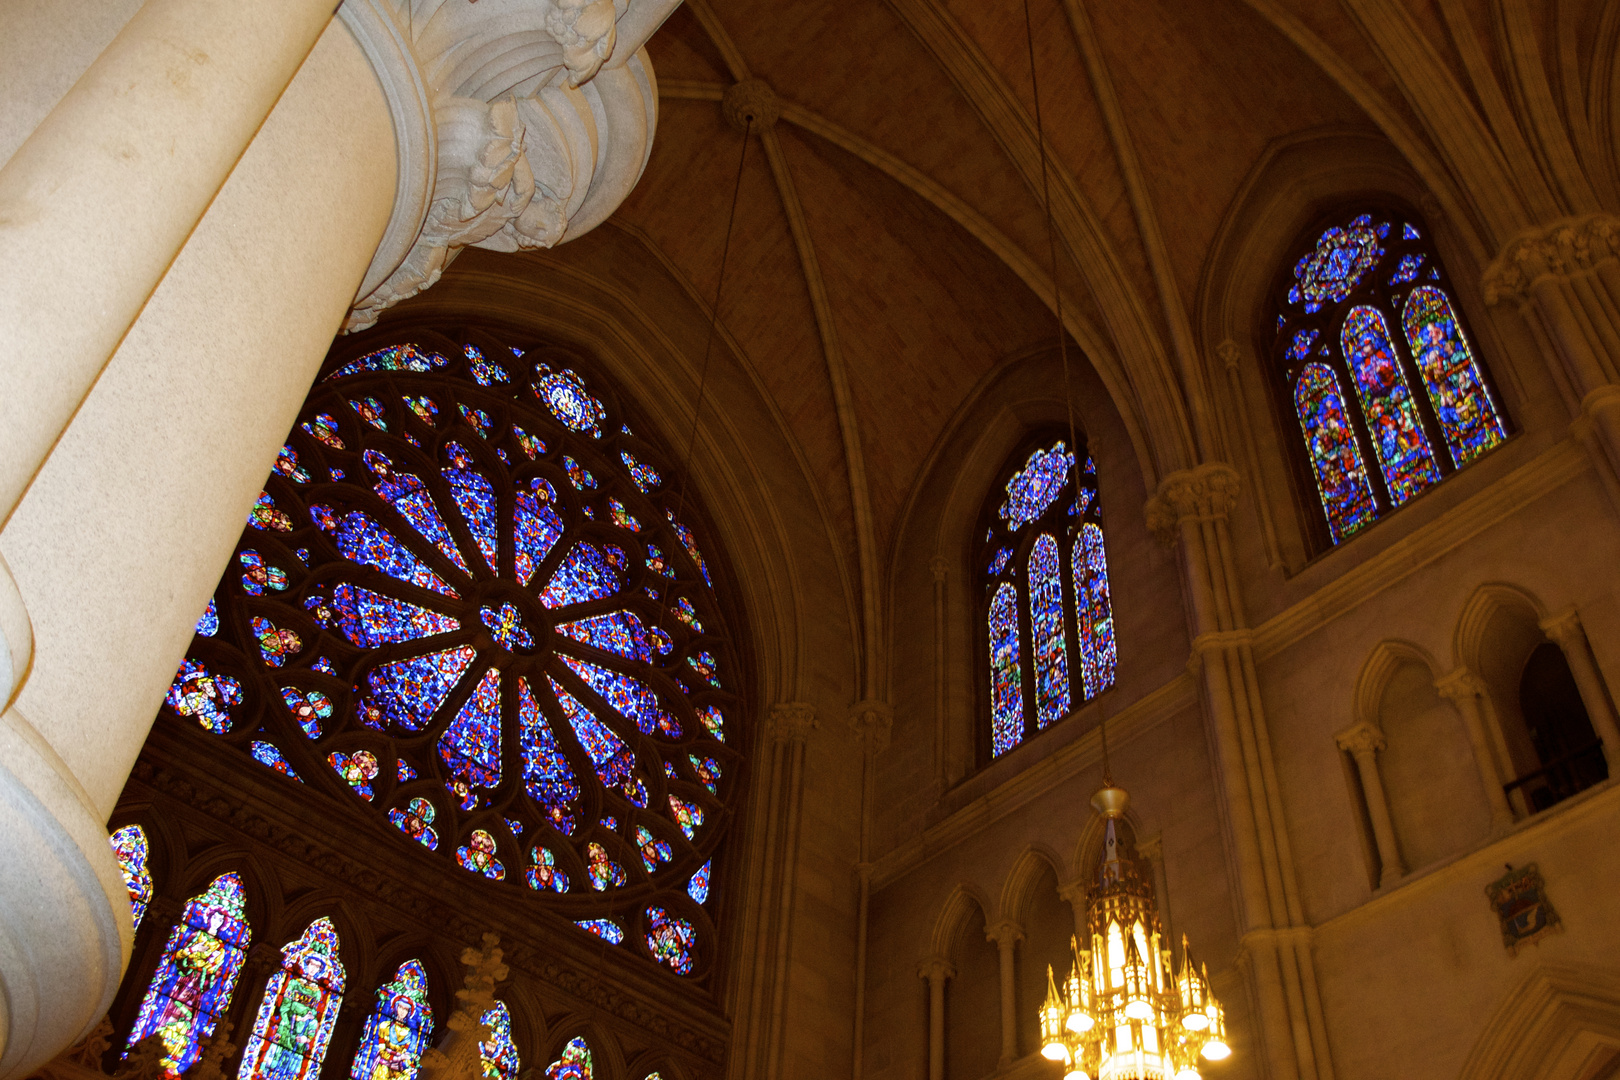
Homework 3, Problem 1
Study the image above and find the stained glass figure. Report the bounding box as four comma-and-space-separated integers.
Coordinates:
585, 842, 626, 890
405, 396, 439, 425
1287, 216, 1383, 311
480, 604, 534, 651
357, 646, 478, 732
1027, 534, 1069, 728
544, 1037, 593, 1080
477, 1003, 520, 1080
513, 478, 565, 586
1341, 306, 1441, 503
1402, 285, 1506, 464
620, 451, 660, 492
518, 678, 581, 834
274, 445, 310, 483
687, 861, 711, 904
687, 755, 721, 795
1073, 524, 1118, 698
559, 456, 594, 491
389, 798, 439, 850
332, 584, 460, 648
349, 961, 433, 1080
302, 413, 345, 450
576, 920, 623, 943
237, 918, 345, 1080
439, 667, 502, 809
351, 397, 389, 431
310, 505, 458, 597
110, 824, 154, 931
559, 654, 679, 737
240, 551, 289, 596
197, 597, 219, 637
534, 366, 605, 437
675, 597, 703, 633
458, 404, 495, 440
513, 427, 546, 459
540, 543, 624, 608
328, 344, 447, 381
251, 742, 302, 781
698, 706, 724, 741
526, 847, 569, 893
251, 617, 302, 667
250, 492, 294, 532
645, 907, 696, 975
1293, 364, 1378, 541
167, 657, 244, 733
667, 795, 703, 840
644, 543, 674, 579
329, 751, 381, 801
988, 584, 1023, 757
550, 678, 646, 803
999, 442, 1074, 526
635, 826, 672, 871
127, 873, 251, 1077
457, 830, 506, 880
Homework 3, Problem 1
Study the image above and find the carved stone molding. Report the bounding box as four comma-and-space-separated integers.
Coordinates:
1144, 462, 1242, 542
721, 78, 779, 133
1482, 213, 1620, 305
916, 955, 956, 983
847, 700, 894, 754
769, 701, 818, 745
984, 919, 1024, 948
930, 556, 949, 584
339, 0, 680, 332
1433, 666, 1488, 704
1334, 719, 1387, 757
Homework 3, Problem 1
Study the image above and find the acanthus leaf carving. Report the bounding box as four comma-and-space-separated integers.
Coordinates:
1482, 213, 1620, 305
1143, 462, 1242, 543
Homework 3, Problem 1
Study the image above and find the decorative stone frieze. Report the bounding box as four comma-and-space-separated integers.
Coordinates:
339, 0, 681, 332
1144, 462, 1241, 542
1482, 213, 1620, 305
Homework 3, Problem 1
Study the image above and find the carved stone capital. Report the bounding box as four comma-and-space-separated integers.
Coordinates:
847, 700, 894, 754
769, 701, 818, 745
1144, 462, 1241, 542
1057, 878, 1089, 906
1215, 339, 1243, 372
1539, 606, 1584, 649
1434, 667, 1487, 704
1335, 720, 1387, 757
916, 955, 956, 983
985, 919, 1024, 948
722, 78, 779, 133
930, 555, 949, 585
1482, 213, 1620, 305
340, 0, 680, 331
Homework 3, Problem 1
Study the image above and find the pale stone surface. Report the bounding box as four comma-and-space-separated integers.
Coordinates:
0, 0, 142, 169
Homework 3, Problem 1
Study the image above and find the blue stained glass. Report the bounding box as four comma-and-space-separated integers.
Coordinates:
1073, 524, 1118, 698
350, 397, 389, 431
357, 645, 478, 732
110, 825, 153, 932
196, 597, 219, 637
513, 479, 565, 587
1404, 223, 1422, 240
688, 861, 711, 904
698, 705, 724, 742
1287, 329, 1320, 363
562, 455, 597, 490
349, 961, 433, 1080
332, 583, 460, 648
302, 413, 345, 450
443, 443, 498, 573
328, 751, 381, 800
558, 654, 680, 737
988, 548, 1012, 575
466, 345, 510, 386
480, 604, 534, 651
505, 817, 522, 836
388, 798, 439, 850
664, 512, 711, 586
281, 687, 333, 738
311, 656, 337, 676
1402, 285, 1507, 466
512, 427, 545, 459
364, 450, 470, 576
327, 344, 448, 382
397, 760, 417, 782
477, 1003, 520, 1080
237, 920, 345, 1080
251, 741, 302, 781
644, 543, 674, 579
518, 677, 579, 834
459, 404, 494, 440
240, 551, 289, 596
620, 451, 660, 491
126, 873, 251, 1077
456, 830, 505, 879
439, 667, 502, 809
548, 677, 644, 803
585, 842, 626, 890
1294, 364, 1378, 541
688, 754, 721, 794
989, 583, 1023, 756
576, 919, 623, 943
274, 445, 310, 483
635, 825, 672, 871
1342, 306, 1441, 504
1389, 254, 1424, 285
250, 491, 294, 532
167, 657, 244, 733
543, 1037, 593, 1080
685, 651, 720, 689
674, 596, 704, 633
645, 907, 696, 975
525, 847, 568, 893
554, 610, 668, 663
295, 549, 310, 564
311, 505, 459, 597
1292, 219, 1382, 307
1028, 535, 1069, 728
608, 498, 640, 532
533, 366, 605, 437
405, 397, 438, 426
539, 543, 624, 608
999, 442, 1074, 526
667, 794, 703, 839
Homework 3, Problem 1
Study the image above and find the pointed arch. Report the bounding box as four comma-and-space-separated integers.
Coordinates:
928, 885, 991, 963
1453, 583, 1549, 674
997, 846, 1065, 928
1458, 964, 1620, 1080
1354, 640, 1441, 726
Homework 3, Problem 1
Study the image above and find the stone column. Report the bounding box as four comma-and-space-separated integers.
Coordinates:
931, 557, 950, 789
917, 956, 955, 1080
1434, 669, 1516, 830
849, 701, 892, 1080
985, 920, 1024, 1067
1334, 722, 1405, 887
1540, 608, 1620, 770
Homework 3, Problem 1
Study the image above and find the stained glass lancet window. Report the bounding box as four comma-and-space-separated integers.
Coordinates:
544, 1038, 594, 1080
479, 1002, 521, 1080
351, 961, 434, 1080
157, 330, 733, 980
110, 824, 154, 932
126, 872, 251, 1077
238, 918, 346, 1080
1271, 209, 1508, 544
979, 435, 1117, 758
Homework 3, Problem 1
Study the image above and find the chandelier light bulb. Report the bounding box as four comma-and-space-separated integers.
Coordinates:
1174, 1068, 1202, 1080
1064, 1071, 1092, 1080
1066, 1010, 1094, 1033
1201, 1040, 1231, 1062
1043, 1042, 1071, 1064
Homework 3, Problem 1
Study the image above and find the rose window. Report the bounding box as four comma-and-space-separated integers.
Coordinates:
164, 332, 741, 978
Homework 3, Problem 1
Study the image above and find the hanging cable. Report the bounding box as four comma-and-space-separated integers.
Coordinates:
1021, 0, 1111, 783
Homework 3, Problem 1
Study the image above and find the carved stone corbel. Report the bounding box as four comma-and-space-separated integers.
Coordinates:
1481, 213, 1620, 306
768, 701, 818, 745
847, 700, 893, 755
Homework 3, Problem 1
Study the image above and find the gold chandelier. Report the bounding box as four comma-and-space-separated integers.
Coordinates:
1039, 785, 1230, 1080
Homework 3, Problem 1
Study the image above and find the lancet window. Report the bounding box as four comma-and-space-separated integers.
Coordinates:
111, 824, 154, 932
351, 961, 434, 1080
161, 331, 736, 978
1270, 209, 1508, 544
238, 919, 346, 1080
978, 434, 1117, 759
